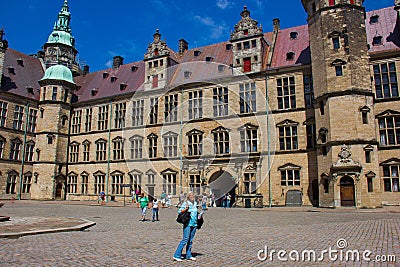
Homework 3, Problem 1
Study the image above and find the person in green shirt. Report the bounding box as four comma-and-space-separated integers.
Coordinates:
139, 193, 149, 221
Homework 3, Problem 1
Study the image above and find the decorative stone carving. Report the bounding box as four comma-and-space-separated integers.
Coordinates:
144, 29, 170, 60
230, 6, 263, 40
334, 145, 361, 167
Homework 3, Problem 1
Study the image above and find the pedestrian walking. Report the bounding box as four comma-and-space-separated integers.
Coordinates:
173, 192, 200, 262
222, 194, 227, 208
178, 191, 185, 207
131, 190, 135, 203
152, 198, 159, 222
98, 191, 105, 205
167, 194, 172, 209
201, 194, 207, 210
161, 191, 166, 208
138, 193, 149, 221
135, 189, 140, 202
227, 193, 231, 208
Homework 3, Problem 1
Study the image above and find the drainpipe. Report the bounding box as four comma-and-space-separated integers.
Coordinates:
106, 100, 113, 202
179, 87, 184, 192
266, 76, 272, 208
18, 102, 30, 200
65, 103, 72, 201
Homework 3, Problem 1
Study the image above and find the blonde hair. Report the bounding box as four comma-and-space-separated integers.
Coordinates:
186, 191, 194, 201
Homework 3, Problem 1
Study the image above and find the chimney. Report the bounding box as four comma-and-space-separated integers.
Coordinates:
179, 39, 189, 54
273, 18, 280, 34
83, 65, 90, 75
113, 56, 124, 69
395, 0, 400, 11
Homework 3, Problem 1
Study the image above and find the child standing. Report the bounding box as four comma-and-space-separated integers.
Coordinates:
152, 198, 159, 222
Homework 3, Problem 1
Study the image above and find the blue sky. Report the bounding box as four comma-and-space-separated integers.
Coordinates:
0, 0, 394, 72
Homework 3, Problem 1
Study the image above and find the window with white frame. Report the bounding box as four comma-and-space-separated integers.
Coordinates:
9, 138, 21, 160
213, 127, 230, 155
71, 110, 82, 134
148, 134, 158, 158
96, 139, 107, 161
22, 172, 32, 193
164, 94, 178, 122
94, 173, 105, 194
67, 173, 78, 194
69, 143, 79, 163
85, 108, 92, 132
239, 82, 256, 114
277, 120, 299, 151
280, 168, 301, 186
243, 173, 257, 194
130, 135, 143, 159
149, 98, 158, 125
239, 124, 258, 152
81, 173, 88, 195
0, 136, 4, 158
27, 108, 37, 133
83, 141, 90, 162
187, 130, 203, 156
98, 105, 109, 130
277, 77, 296, 110
213, 87, 228, 117
13, 105, 24, 130
113, 137, 124, 160
0, 101, 8, 127
25, 141, 35, 162
147, 171, 155, 184
6, 171, 18, 194
189, 174, 201, 195
115, 102, 126, 129
188, 91, 203, 120
163, 132, 178, 157
383, 165, 399, 192
379, 115, 400, 146
130, 171, 142, 192
162, 171, 177, 195
111, 172, 124, 195
132, 99, 144, 126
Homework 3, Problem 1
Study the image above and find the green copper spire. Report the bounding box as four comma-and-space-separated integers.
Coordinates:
47, 0, 75, 47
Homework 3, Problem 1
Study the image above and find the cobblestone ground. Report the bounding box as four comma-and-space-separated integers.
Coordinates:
0, 203, 399, 267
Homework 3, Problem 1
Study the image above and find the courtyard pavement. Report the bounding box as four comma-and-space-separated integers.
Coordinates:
0, 202, 399, 266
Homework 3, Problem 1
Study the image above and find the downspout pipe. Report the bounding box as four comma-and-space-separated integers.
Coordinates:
266, 76, 272, 208
106, 100, 113, 202
179, 87, 184, 192
18, 102, 30, 200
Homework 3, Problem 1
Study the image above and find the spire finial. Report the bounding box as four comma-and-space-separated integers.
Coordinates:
240, 6, 250, 18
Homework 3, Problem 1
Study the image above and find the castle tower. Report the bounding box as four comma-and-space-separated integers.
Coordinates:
31, 65, 76, 200
144, 29, 176, 90
301, 0, 381, 207
230, 6, 267, 73
43, 0, 81, 76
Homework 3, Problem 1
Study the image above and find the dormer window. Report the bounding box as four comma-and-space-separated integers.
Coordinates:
102, 72, 109, 79
290, 32, 298, 39
226, 44, 232, 51
332, 37, 340, 49
26, 86, 34, 95
7, 66, 15, 74
370, 15, 379, 24
184, 71, 192, 79
131, 65, 138, 72
110, 76, 117, 83
16, 58, 24, 66
194, 50, 201, 57
218, 65, 225, 72
120, 83, 127, 91
91, 88, 98, 96
373, 36, 383, 46
286, 52, 295, 61
206, 56, 213, 63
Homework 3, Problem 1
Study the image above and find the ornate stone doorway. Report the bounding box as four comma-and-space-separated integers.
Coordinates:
209, 170, 236, 207
340, 176, 355, 207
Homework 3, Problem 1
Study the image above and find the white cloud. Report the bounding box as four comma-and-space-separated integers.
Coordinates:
105, 59, 112, 68
216, 0, 231, 9
194, 15, 228, 39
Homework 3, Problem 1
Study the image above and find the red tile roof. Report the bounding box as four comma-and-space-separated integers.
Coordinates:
1, 49, 44, 100
271, 25, 310, 68
366, 6, 400, 55
74, 61, 145, 102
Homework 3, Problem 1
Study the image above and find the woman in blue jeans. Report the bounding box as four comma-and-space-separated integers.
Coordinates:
173, 192, 198, 262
